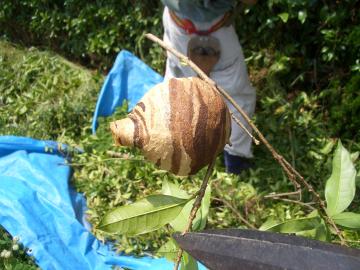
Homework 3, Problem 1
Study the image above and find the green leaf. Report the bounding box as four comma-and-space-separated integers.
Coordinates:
98, 195, 190, 235
293, 221, 328, 241
199, 185, 211, 230
325, 140, 356, 216
170, 199, 200, 231
278, 13, 289, 23
261, 215, 329, 241
259, 217, 279, 231
298, 11, 307, 24
157, 238, 179, 262
162, 179, 191, 199
170, 185, 211, 231
332, 212, 360, 229
181, 252, 198, 270
314, 222, 330, 241
260, 216, 322, 234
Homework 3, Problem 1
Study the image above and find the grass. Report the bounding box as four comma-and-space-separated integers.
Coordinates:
0, 38, 359, 268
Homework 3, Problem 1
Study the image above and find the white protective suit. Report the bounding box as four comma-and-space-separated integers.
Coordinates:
162, 7, 256, 158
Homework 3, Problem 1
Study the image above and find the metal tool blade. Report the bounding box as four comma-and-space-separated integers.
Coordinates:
173, 229, 360, 270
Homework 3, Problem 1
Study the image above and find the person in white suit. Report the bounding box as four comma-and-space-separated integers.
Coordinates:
161, 0, 257, 174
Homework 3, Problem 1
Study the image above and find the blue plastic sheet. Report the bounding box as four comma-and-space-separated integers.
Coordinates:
92, 50, 163, 134
0, 136, 173, 269
0, 52, 207, 269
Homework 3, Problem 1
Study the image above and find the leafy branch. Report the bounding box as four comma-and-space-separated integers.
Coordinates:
261, 140, 360, 243
95, 33, 359, 270
144, 32, 347, 246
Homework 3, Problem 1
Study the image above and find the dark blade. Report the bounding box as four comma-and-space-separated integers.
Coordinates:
173, 229, 360, 270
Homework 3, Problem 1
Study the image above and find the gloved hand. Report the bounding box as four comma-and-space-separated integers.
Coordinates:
223, 151, 253, 175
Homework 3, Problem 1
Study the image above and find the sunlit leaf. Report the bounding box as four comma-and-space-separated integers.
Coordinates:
332, 212, 360, 229
98, 195, 190, 235
325, 140, 356, 216
298, 11, 307, 24
278, 13, 289, 23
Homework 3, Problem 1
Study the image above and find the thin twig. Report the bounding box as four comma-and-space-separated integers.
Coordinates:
265, 197, 316, 211
173, 158, 216, 270
231, 114, 260, 145
264, 191, 302, 199
145, 33, 347, 246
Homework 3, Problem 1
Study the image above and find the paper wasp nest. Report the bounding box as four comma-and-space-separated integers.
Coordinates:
110, 77, 231, 176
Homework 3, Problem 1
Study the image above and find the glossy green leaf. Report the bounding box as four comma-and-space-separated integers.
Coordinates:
181, 252, 198, 270
278, 13, 289, 23
157, 238, 179, 262
98, 195, 190, 235
332, 212, 360, 229
325, 140, 356, 216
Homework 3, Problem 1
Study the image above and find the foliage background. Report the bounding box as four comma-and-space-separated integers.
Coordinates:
1, 0, 359, 139
0, 0, 359, 268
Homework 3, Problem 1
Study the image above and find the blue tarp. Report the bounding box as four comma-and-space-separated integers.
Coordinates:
0, 136, 173, 269
1, 51, 206, 269
92, 50, 163, 134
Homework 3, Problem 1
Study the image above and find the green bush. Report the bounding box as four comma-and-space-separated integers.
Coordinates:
0, 0, 164, 72
0, 41, 102, 140
1, 0, 358, 139
238, 0, 359, 140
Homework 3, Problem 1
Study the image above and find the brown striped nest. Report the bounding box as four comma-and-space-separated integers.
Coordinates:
110, 77, 231, 176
